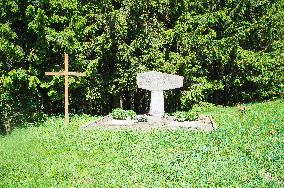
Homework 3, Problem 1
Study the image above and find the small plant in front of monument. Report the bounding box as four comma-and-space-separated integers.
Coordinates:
127, 110, 137, 120
192, 101, 216, 112
174, 110, 200, 122
173, 111, 187, 122
111, 108, 137, 120
137, 114, 148, 122
163, 113, 170, 119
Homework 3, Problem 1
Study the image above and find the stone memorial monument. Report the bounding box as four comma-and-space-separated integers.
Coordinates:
82, 71, 216, 131
137, 71, 184, 117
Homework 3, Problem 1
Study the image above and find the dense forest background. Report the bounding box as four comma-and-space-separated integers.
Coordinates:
1, 0, 283, 131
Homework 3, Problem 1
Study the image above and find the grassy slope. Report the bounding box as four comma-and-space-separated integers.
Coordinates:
0, 100, 283, 187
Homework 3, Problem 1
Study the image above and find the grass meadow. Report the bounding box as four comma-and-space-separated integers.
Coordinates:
0, 100, 283, 187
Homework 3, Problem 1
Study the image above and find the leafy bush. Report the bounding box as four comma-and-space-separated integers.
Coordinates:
111, 108, 137, 120
173, 110, 200, 122
0, 69, 43, 133
192, 101, 217, 113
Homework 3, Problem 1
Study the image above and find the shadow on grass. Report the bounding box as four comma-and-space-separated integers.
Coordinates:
0, 114, 48, 136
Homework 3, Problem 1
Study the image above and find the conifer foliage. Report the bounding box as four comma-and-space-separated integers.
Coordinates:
0, 0, 283, 131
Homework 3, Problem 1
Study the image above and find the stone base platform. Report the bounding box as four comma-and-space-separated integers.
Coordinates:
82, 115, 217, 132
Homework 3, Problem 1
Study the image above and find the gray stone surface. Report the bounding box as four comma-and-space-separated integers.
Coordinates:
149, 90, 164, 117
105, 119, 137, 126
137, 71, 183, 91
137, 71, 184, 117
81, 115, 216, 132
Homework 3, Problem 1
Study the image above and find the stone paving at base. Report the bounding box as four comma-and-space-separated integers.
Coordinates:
82, 115, 217, 132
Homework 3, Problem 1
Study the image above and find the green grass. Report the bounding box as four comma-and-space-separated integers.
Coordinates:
0, 100, 283, 187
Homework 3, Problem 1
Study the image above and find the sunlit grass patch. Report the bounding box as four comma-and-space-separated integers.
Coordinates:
0, 100, 283, 187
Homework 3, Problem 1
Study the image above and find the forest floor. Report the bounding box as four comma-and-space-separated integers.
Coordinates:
0, 100, 283, 187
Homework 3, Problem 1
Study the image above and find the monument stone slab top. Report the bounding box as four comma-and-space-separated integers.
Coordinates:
137, 71, 184, 91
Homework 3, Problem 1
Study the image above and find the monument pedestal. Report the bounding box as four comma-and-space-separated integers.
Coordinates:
149, 91, 164, 117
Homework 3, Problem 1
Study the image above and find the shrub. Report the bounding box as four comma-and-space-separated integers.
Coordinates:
0, 69, 42, 133
173, 110, 200, 122
192, 101, 217, 113
111, 108, 137, 120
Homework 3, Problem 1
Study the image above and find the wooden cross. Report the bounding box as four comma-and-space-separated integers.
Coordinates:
45, 53, 86, 127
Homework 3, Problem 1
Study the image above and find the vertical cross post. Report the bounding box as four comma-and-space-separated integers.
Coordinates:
64, 54, 69, 126
45, 53, 86, 127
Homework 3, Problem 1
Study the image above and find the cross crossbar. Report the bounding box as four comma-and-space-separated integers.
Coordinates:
45, 72, 86, 76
